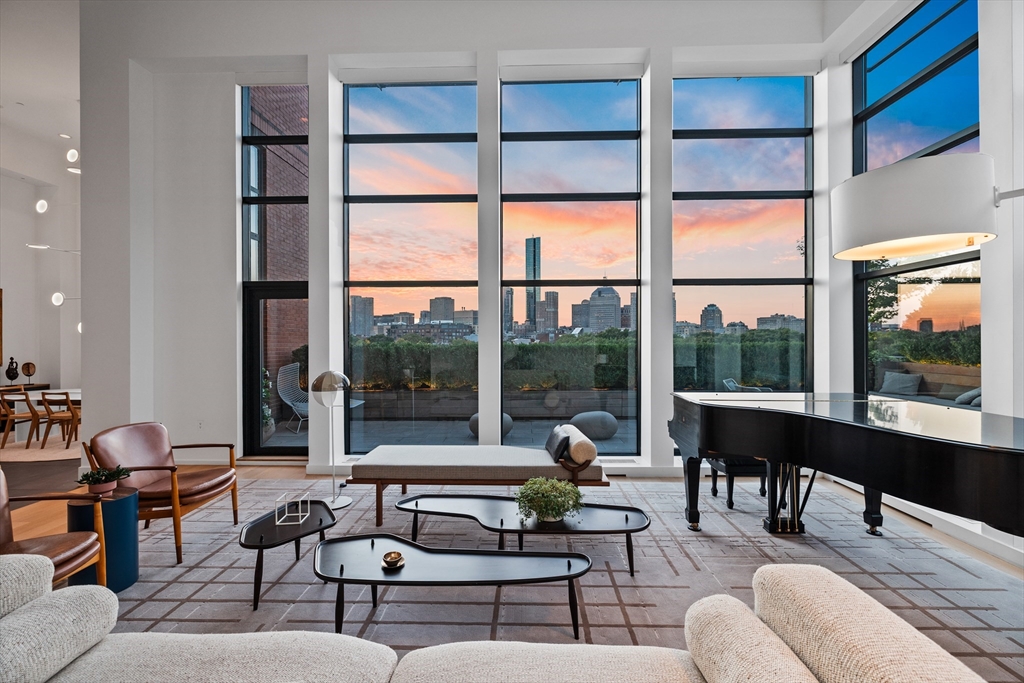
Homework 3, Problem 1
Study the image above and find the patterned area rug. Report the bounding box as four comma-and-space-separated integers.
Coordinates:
115, 478, 1024, 682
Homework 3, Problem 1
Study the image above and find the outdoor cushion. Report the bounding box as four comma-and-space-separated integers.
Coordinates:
569, 411, 618, 440
468, 413, 514, 437
878, 371, 922, 396
352, 445, 604, 482
562, 424, 598, 465
955, 387, 982, 404
936, 383, 967, 401
544, 425, 570, 463
971, 395, 982, 407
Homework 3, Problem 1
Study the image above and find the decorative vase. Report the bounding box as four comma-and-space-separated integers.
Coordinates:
5, 358, 19, 384
262, 419, 276, 442
539, 514, 563, 523
88, 482, 117, 497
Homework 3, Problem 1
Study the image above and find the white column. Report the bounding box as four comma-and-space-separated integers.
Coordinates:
979, 0, 1024, 419
307, 54, 348, 473
476, 51, 502, 445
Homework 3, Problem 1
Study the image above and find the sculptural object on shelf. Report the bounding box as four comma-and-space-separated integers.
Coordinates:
5, 357, 19, 385
21, 362, 35, 384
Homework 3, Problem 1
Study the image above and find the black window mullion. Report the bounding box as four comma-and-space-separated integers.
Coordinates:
503, 279, 639, 288
345, 194, 477, 204
242, 135, 309, 146
345, 280, 479, 288
502, 192, 640, 203
672, 278, 811, 287
673, 190, 811, 201
502, 130, 639, 142
243, 195, 309, 205
346, 132, 476, 144
672, 128, 811, 140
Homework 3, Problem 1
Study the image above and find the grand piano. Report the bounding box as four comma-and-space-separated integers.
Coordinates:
669, 392, 1024, 537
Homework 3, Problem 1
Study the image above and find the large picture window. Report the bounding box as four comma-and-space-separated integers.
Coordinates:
500, 80, 640, 455
344, 83, 479, 453
672, 76, 812, 393
853, 0, 981, 405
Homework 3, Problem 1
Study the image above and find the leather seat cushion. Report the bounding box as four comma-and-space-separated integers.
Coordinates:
0, 532, 99, 568
137, 467, 235, 503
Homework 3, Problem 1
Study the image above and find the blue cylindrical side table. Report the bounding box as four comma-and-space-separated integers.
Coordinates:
68, 487, 139, 592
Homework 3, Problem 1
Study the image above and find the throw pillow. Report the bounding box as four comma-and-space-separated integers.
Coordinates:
936, 383, 967, 401
544, 425, 569, 463
878, 371, 923, 396
971, 395, 982, 407
874, 368, 905, 392
562, 424, 598, 465
955, 387, 982, 405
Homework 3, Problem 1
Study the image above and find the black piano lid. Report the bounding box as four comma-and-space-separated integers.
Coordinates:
674, 392, 1024, 453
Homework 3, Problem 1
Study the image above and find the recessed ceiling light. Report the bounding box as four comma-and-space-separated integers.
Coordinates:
59, 133, 71, 139
27, 243, 50, 249
67, 167, 81, 174
35, 200, 48, 213
66, 149, 79, 162
78, 322, 82, 334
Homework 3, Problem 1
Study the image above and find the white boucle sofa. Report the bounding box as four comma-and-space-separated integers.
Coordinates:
1, 555, 982, 683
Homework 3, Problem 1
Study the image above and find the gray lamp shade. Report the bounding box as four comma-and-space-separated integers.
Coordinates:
830, 154, 997, 260
311, 370, 351, 407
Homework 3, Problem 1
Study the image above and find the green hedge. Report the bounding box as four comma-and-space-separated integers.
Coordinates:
868, 327, 980, 367
673, 329, 804, 391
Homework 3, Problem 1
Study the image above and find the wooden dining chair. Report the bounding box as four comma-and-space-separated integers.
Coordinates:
39, 392, 81, 449
84, 422, 237, 564
0, 469, 107, 586
0, 390, 40, 449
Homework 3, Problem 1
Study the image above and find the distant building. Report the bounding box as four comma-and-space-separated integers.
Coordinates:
387, 322, 474, 344
571, 299, 590, 329
629, 292, 638, 330
672, 292, 677, 326
724, 321, 748, 335
674, 321, 698, 337
700, 303, 723, 331
756, 313, 805, 334
429, 296, 455, 323
537, 291, 559, 331
419, 310, 430, 325
375, 312, 415, 325
350, 295, 374, 337
589, 284, 621, 332
918, 318, 933, 333
503, 288, 514, 333
454, 308, 478, 328
525, 236, 541, 325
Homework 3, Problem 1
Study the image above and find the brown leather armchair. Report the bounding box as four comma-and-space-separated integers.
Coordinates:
0, 469, 107, 585
84, 422, 238, 565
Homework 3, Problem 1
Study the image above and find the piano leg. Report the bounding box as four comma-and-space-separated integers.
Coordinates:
764, 462, 806, 534
863, 487, 884, 536
710, 468, 719, 497
683, 455, 703, 531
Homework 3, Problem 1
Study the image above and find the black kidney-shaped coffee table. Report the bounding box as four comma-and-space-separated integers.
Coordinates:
396, 494, 651, 576
313, 533, 591, 639
239, 499, 338, 610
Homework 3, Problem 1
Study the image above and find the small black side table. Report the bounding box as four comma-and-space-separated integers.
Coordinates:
239, 499, 338, 610
68, 487, 139, 593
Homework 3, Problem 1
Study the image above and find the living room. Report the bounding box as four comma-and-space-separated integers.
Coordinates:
1, 1, 1022, 681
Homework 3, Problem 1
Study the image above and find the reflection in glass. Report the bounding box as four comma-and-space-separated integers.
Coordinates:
502, 285, 638, 455
246, 204, 309, 281
503, 202, 637, 280
348, 203, 477, 281
866, 51, 979, 171
246, 85, 309, 136
347, 287, 479, 453
673, 138, 805, 191
244, 144, 309, 196
502, 140, 638, 194
673, 77, 806, 129
347, 84, 477, 135
866, 261, 980, 403
672, 286, 805, 391
502, 81, 638, 132
347, 143, 477, 195
673, 200, 806, 279
260, 298, 309, 448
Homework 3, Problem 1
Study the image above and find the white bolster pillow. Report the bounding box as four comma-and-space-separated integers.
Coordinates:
561, 424, 598, 465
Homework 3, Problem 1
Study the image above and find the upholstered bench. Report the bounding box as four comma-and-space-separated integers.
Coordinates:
349, 443, 608, 526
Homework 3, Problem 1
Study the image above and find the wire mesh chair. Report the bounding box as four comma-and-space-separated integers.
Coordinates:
277, 363, 309, 433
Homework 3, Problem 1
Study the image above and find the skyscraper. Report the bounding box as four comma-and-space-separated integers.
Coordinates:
503, 288, 514, 333
350, 295, 374, 338
525, 236, 541, 325
429, 296, 455, 322
629, 292, 638, 330
537, 291, 559, 331
700, 303, 723, 331
588, 284, 621, 332
571, 299, 590, 329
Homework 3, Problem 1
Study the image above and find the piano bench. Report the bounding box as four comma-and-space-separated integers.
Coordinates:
708, 458, 767, 509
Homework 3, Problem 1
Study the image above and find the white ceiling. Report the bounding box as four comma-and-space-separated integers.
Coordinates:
0, 0, 80, 142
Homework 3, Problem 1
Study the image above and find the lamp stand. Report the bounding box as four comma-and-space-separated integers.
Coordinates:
320, 403, 352, 511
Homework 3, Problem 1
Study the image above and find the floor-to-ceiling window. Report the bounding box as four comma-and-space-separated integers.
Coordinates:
853, 0, 981, 405
241, 85, 310, 455
671, 77, 812, 392
343, 83, 479, 453
500, 81, 640, 455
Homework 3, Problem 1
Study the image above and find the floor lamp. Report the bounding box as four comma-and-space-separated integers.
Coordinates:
311, 370, 353, 510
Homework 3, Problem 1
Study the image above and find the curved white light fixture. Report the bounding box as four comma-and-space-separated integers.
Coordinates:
66, 149, 79, 162
78, 322, 82, 334
59, 133, 71, 139
35, 199, 48, 213
26, 243, 80, 254
67, 167, 81, 174
51, 292, 80, 307
830, 154, 1021, 261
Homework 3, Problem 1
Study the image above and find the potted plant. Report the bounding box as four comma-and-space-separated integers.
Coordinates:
261, 368, 275, 441
515, 477, 583, 523
77, 465, 132, 497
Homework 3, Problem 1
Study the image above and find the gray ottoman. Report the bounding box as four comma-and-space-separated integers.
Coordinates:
570, 411, 618, 440
469, 413, 514, 437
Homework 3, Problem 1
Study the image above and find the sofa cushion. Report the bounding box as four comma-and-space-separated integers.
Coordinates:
955, 387, 982, 404
0, 585, 117, 683
352, 445, 604, 482
0, 554, 52, 619
684, 594, 817, 683
753, 563, 984, 683
936, 383, 967, 401
390, 641, 706, 683
562, 424, 598, 465
971, 395, 982, 407
878, 371, 923, 396
50, 631, 398, 683
544, 425, 570, 463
